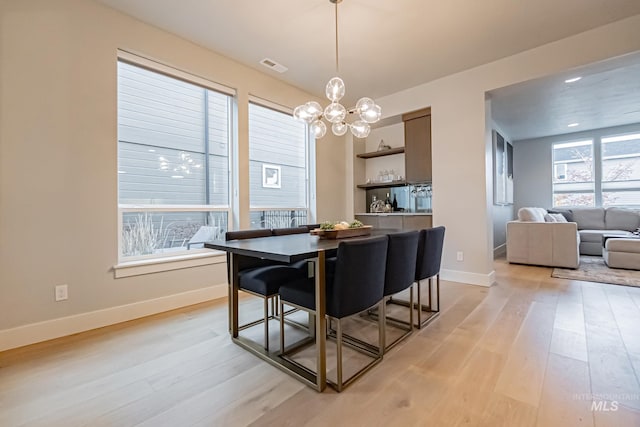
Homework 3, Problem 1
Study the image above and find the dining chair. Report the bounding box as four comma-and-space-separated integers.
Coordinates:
226, 229, 305, 351
299, 224, 321, 231
380, 230, 420, 351
278, 235, 388, 392
272, 227, 309, 236
414, 226, 446, 328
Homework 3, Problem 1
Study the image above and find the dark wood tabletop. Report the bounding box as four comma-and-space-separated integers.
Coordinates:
204, 233, 336, 262
204, 228, 401, 262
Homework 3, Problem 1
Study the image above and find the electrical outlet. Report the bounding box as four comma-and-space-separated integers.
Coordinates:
55, 284, 68, 301
456, 251, 464, 262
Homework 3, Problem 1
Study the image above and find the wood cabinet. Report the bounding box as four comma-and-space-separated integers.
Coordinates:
401, 215, 433, 230
354, 214, 432, 231
402, 108, 432, 183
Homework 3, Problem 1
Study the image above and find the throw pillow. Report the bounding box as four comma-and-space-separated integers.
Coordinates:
518, 207, 547, 222
548, 209, 574, 222
544, 214, 557, 222
549, 213, 567, 222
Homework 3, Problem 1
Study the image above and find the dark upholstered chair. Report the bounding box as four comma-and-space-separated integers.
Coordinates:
272, 227, 309, 236
226, 229, 304, 351
299, 224, 320, 231
278, 236, 388, 391
381, 230, 420, 351
414, 226, 446, 328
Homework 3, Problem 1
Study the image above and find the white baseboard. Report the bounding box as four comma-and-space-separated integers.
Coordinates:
0, 284, 227, 352
441, 269, 496, 287
494, 243, 507, 258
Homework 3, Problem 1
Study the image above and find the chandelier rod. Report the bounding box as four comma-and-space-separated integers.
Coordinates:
334, 0, 339, 74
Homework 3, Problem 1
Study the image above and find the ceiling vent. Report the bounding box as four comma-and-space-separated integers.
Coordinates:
260, 58, 288, 73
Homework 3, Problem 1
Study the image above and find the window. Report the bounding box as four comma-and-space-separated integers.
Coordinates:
117, 59, 233, 260
552, 140, 595, 207
248, 102, 312, 228
602, 133, 640, 207
552, 132, 640, 208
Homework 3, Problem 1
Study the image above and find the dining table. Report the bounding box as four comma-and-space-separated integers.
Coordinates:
204, 228, 398, 392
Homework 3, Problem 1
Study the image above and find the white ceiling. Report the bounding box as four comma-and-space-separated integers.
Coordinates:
489, 52, 640, 141
97, 0, 640, 106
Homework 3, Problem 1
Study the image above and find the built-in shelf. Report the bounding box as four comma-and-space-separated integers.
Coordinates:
356, 147, 405, 159
356, 180, 407, 190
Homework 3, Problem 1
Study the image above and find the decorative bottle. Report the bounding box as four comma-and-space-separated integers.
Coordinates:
384, 192, 392, 213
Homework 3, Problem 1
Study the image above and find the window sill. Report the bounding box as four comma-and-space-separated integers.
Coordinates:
113, 250, 226, 278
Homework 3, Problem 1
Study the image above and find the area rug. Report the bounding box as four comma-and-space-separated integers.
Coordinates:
552, 256, 640, 288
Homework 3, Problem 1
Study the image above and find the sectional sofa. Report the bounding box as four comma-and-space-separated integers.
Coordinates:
506, 207, 640, 268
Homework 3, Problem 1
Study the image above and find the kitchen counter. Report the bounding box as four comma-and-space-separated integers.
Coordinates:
355, 213, 432, 230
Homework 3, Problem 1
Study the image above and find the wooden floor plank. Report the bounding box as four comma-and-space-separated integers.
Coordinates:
535, 353, 594, 427
3, 259, 640, 426
494, 300, 557, 408
582, 284, 640, 412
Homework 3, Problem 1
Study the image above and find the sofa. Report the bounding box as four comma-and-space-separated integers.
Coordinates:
570, 207, 640, 255
506, 208, 580, 268
506, 207, 640, 269
603, 238, 640, 269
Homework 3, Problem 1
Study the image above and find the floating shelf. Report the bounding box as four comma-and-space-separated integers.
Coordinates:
356, 180, 407, 190
356, 147, 405, 159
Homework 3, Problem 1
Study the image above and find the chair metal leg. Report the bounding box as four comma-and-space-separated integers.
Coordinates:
409, 284, 414, 332
413, 275, 441, 329
416, 279, 422, 328
436, 274, 440, 312
336, 318, 343, 392
264, 297, 270, 351
279, 299, 285, 354
271, 297, 277, 317
378, 300, 385, 357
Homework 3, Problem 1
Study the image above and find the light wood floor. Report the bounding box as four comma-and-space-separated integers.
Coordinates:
2, 259, 640, 426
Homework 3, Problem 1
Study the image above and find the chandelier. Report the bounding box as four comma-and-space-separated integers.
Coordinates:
293, 0, 381, 139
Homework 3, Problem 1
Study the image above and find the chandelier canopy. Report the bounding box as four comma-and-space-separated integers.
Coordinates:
293, 0, 381, 139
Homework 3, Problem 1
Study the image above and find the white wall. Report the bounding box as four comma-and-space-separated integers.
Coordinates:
376, 14, 640, 286
514, 122, 640, 211
0, 0, 346, 345
364, 123, 405, 184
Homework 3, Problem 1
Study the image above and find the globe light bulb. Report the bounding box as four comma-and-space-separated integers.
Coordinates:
325, 77, 345, 102
332, 122, 348, 136
305, 101, 323, 119
356, 97, 375, 113
324, 102, 347, 124
293, 105, 314, 123
360, 104, 382, 123
350, 120, 371, 138
310, 120, 327, 139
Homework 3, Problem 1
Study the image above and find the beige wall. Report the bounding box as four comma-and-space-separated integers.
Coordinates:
376, 14, 640, 284
0, 0, 346, 333
2, 0, 640, 340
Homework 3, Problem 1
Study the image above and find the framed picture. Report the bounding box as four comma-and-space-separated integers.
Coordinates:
493, 130, 513, 205
262, 164, 281, 188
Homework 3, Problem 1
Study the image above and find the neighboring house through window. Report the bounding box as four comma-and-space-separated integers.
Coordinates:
552, 132, 640, 208
117, 56, 233, 261
552, 140, 595, 207
248, 101, 313, 228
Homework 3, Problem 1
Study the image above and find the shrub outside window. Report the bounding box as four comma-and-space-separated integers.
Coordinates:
117, 60, 232, 260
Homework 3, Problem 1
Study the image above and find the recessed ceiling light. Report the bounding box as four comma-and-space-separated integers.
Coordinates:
568, 123, 579, 127
171, 175, 184, 179
565, 77, 582, 83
